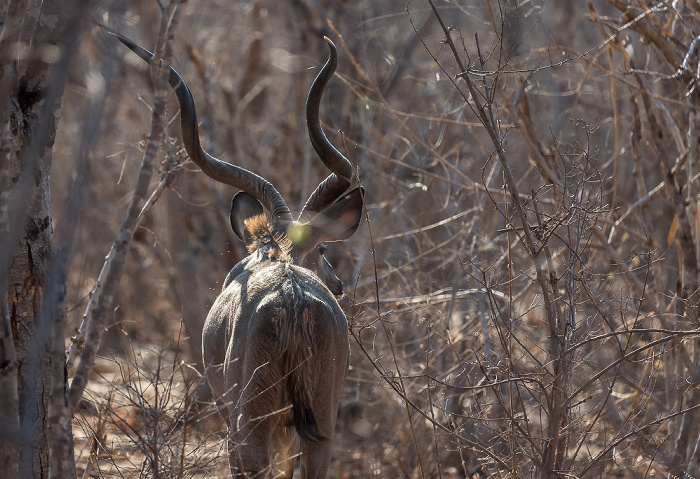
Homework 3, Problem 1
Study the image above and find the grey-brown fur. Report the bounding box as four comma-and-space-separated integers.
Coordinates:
203, 219, 350, 477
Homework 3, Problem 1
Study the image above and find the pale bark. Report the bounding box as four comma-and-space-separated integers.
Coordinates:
0, 45, 21, 479
1, 1, 90, 477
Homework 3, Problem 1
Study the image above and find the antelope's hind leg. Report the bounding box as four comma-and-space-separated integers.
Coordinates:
298, 396, 340, 479
227, 416, 273, 479
299, 441, 333, 479
271, 424, 301, 478
227, 418, 299, 479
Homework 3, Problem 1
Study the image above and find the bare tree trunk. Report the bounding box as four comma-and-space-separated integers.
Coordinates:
0, 36, 21, 479
6, 60, 57, 479
1, 1, 89, 477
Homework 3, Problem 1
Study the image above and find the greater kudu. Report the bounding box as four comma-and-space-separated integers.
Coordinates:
114, 33, 362, 478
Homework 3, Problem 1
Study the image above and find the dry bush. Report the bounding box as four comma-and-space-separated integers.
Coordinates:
337, 1, 700, 477
73, 338, 226, 478
48, 0, 700, 477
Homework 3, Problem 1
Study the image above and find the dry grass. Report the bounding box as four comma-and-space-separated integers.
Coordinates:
73, 342, 227, 478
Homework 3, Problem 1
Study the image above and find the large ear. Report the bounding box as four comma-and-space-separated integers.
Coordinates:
287, 188, 363, 250
310, 187, 364, 242
230, 192, 265, 244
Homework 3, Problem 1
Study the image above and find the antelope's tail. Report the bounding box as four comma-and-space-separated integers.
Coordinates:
279, 267, 328, 444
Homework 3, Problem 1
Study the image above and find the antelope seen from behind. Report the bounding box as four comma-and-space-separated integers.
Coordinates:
114, 33, 362, 478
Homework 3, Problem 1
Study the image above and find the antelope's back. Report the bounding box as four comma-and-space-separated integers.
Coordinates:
202, 258, 350, 409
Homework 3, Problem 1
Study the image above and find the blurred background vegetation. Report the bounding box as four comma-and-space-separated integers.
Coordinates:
36, 0, 700, 476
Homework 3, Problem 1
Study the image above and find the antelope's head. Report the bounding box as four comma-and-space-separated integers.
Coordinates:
114, 34, 362, 296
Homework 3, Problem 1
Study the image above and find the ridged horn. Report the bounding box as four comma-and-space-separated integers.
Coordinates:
299, 37, 354, 223
111, 32, 294, 224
